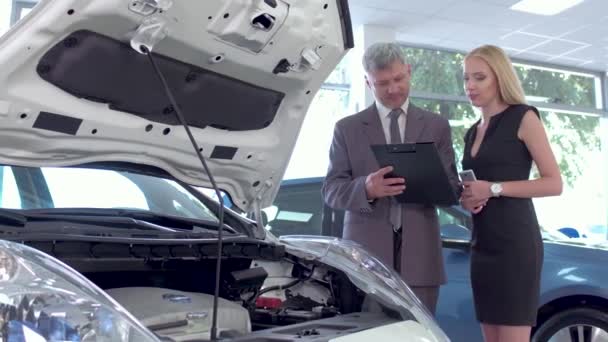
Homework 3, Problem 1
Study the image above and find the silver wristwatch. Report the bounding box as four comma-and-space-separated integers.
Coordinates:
490, 183, 503, 197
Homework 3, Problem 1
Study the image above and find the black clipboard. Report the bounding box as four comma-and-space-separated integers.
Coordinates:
371, 142, 458, 206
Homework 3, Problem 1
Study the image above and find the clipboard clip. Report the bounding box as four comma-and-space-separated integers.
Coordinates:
386, 144, 416, 153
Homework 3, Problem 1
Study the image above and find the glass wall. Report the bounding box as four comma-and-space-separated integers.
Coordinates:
404, 46, 606, 238
1, 0, 36, 35
283, 53, 353, 179
514, 63, 598, 108
286, 42, 607, 239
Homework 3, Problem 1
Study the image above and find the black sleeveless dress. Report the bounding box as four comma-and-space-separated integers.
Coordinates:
462, 104, 543, 326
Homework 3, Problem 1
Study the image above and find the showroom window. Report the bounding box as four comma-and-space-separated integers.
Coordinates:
10, 0, 36, 26
281, 43, 608, 238
403, 47, 466, 97
403, 45, 607, 238
0, 0, 36, 36
283, 42, 607, 238
514, 63, 600, 109
408, 98, 476, 166
283, 53, 353, 180
404, 45, 603, 107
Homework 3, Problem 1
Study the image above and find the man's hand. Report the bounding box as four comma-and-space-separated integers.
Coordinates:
365, 166, 406, 200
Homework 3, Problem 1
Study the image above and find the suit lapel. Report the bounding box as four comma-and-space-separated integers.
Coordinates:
404, 103, 426, 143
361, 104, 386, 146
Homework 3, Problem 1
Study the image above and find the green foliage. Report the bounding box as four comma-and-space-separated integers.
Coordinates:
515, 66, 596, 107
411, 99, 477, 170
403, 46, 601, 186
403, 48, 466, 96
539, 111, 600, 185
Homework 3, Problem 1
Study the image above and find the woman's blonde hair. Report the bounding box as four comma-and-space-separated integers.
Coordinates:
465, 45, 527, 105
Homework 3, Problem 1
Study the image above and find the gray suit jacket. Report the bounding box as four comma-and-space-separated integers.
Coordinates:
322, 102, 459, 286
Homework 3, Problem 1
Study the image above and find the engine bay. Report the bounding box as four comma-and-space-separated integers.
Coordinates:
22, 239, 400, 341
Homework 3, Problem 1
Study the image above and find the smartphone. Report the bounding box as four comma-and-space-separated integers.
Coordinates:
459, 169, 477, 182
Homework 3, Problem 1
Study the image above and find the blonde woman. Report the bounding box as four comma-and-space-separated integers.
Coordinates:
460, 45, 562, 342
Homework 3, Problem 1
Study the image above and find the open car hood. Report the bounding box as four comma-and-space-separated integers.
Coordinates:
0, 0, 352, 212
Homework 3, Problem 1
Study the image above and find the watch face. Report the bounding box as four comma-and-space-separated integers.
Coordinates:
491, 183, 502, 195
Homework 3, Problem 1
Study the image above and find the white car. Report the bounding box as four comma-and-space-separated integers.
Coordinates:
0, 0, 449, 341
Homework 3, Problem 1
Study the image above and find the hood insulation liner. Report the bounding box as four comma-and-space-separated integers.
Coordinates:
36, 30, 285, 131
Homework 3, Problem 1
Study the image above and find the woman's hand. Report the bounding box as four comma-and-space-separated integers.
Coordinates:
462, 180, 492, 203
460, 180, 492, 214
460, 196, 486, 214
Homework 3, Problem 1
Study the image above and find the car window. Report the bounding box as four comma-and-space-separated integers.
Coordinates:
164, 180, 219, 220
438, 208, 464, 227
196, 188, 235, 211
262, 178, 346, 237
43, 168, 149, 210
0, 165, 218, 222
438, 206, 472, 229
264, 178, 324, 236
0, 166, 22, 209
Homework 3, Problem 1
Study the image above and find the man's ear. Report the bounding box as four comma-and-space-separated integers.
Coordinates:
365, 75, 371, 89
406, 63, 412, 75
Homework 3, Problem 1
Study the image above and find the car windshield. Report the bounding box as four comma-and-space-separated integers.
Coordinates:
0, 165, 218, 222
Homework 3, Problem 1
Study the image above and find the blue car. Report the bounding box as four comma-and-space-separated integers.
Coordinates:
266, 177, 608, 342
558, 225, 608, 242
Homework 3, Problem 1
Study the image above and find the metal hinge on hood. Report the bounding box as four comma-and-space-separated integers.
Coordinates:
129, 0, 173, 15
129, 0, 173, 53
273, 46, 323, 74
207, 0, 288, 53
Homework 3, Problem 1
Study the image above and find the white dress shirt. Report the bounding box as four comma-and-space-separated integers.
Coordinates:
376, 98, 409, 144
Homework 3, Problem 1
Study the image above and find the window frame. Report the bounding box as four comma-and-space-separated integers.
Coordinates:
603, 72, 608, 114
10, 0, 37, 27
400, 42, 607, 116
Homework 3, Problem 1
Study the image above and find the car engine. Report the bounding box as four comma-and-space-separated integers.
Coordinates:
106, 287, 251, 341
16, 238, 401, 342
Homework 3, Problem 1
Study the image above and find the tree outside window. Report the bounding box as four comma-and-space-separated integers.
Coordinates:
403, 46, 602, 188
404, 45, 606, 235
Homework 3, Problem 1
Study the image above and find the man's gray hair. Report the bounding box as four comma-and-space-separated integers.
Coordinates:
362, 42, 407, 73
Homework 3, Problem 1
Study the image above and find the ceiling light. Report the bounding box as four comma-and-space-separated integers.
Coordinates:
510, 0, 584, 15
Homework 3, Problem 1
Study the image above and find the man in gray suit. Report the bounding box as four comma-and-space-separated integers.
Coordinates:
322, 42, 459, 314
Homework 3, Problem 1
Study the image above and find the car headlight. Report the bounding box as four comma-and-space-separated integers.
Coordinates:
0, 239, 159, 342
280, 235, 450, 342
